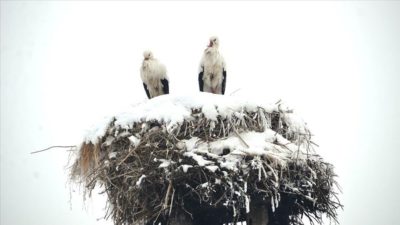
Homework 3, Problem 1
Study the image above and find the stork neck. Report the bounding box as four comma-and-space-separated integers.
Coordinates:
205, 46, 218, 54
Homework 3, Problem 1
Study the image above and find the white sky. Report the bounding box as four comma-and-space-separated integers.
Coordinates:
1, 1, 400, 225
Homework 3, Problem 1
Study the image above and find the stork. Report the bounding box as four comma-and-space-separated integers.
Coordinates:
140, 51, 169, 99
198, 36, 227, 95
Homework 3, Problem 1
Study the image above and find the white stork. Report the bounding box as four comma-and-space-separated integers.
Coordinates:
198, 36, 227, 95
140, 51, 169, 99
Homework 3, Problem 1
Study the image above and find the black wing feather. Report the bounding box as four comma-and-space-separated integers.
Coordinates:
198, 71, 204, 92
221, 69, 227, 95
143, 83, 151, 99
161, 78, 169, 94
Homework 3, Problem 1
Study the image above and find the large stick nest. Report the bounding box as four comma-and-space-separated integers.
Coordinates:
71, 96, 341, 225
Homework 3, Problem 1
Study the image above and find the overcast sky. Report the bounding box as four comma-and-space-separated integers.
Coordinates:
1, 1, 400, 225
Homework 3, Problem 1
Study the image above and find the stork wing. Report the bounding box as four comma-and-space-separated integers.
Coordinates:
198, 66, 204, 92
161, 78, 169, 94
143, 83, 151, 99
221, 69, 227, 95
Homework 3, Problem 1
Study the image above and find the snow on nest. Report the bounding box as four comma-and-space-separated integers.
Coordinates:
83, 92, 308, 146
72, 93, 342, 225
180, 128, 309, 173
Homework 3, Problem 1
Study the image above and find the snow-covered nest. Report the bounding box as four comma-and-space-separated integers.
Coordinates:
71, 93, 341, 225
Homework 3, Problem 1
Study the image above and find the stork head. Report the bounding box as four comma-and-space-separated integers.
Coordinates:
143, 50, 154, 60
208, 36, 219, 48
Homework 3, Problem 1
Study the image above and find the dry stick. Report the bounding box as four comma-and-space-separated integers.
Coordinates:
30, 145, 76, 154
213, 192, 227, 206
231, 123, 249, 148
180, 205, 193, 220
117, 144, 140, 166
310, 141, 320, 147
163, 181, 173, 210
229, 88, 241, 96
168, 188, 175, 216
263, 162, 279, 188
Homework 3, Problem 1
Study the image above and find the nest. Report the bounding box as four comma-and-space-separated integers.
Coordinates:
71, 95, 341, 225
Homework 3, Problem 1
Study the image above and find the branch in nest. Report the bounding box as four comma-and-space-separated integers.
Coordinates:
31, 145, 76, 154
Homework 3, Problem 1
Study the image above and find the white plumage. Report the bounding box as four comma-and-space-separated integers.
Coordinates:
198, 36, 227, 95
140, 51, 169, 99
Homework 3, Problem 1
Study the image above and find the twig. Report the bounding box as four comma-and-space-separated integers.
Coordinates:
263, 162, 279, 188
30, 145, 76, 154
229, 88, 241, 96
232, 126, 249, 148
168, 188, 175, 216
163, 180, 173, 210
117, 144, 140, 166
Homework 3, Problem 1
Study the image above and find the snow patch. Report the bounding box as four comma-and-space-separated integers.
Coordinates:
157, 159, 175, 168
181, 165, 193, 173
136, 175, 146, 187
82, 93, 286, 143
183, 152, 213, 166
108, 152, 117, 159
205, 165, 219, 173
129, 135, 140, 146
